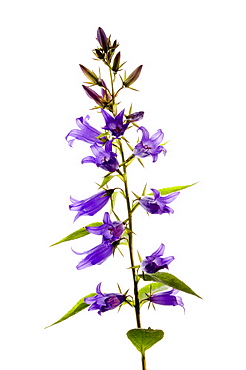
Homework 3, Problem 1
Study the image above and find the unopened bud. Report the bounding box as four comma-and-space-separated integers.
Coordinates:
97, 27, 108, 53
94, 49, 104, 60
123, 65, 143, 87
82, 85, 103, 107
79, 64, 99, 84
126, 111, 144, 122
112, 52, 121, 72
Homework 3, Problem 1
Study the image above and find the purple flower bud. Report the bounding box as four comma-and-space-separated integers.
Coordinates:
83, 85, 103, 107
72, 242, 114, 270
79, 64, 99, 84
112, 51, 121, 72
82, 140, 119, 172
139, 189, 180, 215
101, 109, 129, 138
97, 27, 108, 53
84, 283, 126, 315
134, 126, 167, 162
69, 190, 114, 221
86, 212, 125, 243
141, 244, 174, 273
123, 65, 143, 87
65, 115, 103, 147
126, 111, 144, 122
149, 289, 184, 311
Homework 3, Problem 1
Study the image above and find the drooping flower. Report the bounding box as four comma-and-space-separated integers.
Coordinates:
139, 189, 180, 215
133, 126, 167, 162
72, 242, 114, 270
65, 115, 103, 147
84, 283, 126, 315
82, 140, 119, 172
69, 190, 114, 221
149, 289, 185, 310
101, 109, 129, 138
141, 243, 174, 273
86, 212, 125, 243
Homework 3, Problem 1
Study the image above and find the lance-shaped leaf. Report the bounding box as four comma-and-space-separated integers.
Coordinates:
140, 272, 202, 299
127, 328, 164, 355
98, 173, 115, 189
50, 222, 103, 246
138, 282, 169, 305
155, 182, 198, 196
45, 293, 96, 328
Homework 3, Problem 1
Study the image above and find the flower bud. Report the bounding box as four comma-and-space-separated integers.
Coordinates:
82, 85, 103, 107
97, 27, 108, 53
79, 64, 99, 84
126, 111, 144, 122
112, 52, 121, 72
93, 49, 104, 60
123, 65, 143, 87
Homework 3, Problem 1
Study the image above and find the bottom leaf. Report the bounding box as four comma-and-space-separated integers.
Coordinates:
127, 328, 164, 355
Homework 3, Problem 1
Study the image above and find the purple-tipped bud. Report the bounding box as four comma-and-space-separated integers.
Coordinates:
83, 85, 103, 107
112, 52, 121, 72
126, 111, 144, 122
94, 49, 104, 60
123, 65, 143, 87
79, 64, 99, 84
97, 27, 108, 53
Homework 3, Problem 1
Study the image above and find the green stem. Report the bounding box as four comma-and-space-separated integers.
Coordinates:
107, 61, 147, 370
118, 140, 141, 329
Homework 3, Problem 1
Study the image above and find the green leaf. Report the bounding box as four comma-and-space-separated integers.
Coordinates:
138, 282, 169, 304
45, 293, 96, 328
110, 191, 118, 214
127, 328, 164, 355
98, 174, 114, 189
140, 272, 202, 299
153, 182, 198, 196
50, 222, 102, 246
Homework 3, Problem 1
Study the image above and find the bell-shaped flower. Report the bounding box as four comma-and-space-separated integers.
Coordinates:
149, 289, 184, 311
84, 283, 126, 315
101, 109, 129, 138
86, 212, 125, 243
69, 190, 114, 221
139, 189, 180, 215
82, 140, 119, 172
133, 126, 167, 162
141, 244, 174, 273
72, 242, 114, 270
66, 115, 103, 147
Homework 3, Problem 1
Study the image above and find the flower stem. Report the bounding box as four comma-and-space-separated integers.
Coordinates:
119, 140, 141, 328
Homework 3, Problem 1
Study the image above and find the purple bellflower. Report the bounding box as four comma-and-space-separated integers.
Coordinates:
141, 243, 174, 273
69, 190, 114, 221
82, 140, 119, 172
150, 289, 185, 311
84, 283, 126, 315
86, 212, 125, 243
101, 109, 129, 138
66, 115, 103, 147
139, 189, 180, 215
72, 242, 114, 270
133, 126, 167, 162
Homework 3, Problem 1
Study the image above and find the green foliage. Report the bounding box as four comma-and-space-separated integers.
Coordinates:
156, 182, 198, 196
127, 328, 164, 355
140, 272, 202, 299
138, 283, 169, 305
45, 293, 96, 328
98, 174, 114, 188
50, 223, 102, 246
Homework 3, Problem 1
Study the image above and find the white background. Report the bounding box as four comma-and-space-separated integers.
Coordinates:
1, 1, 246, 369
